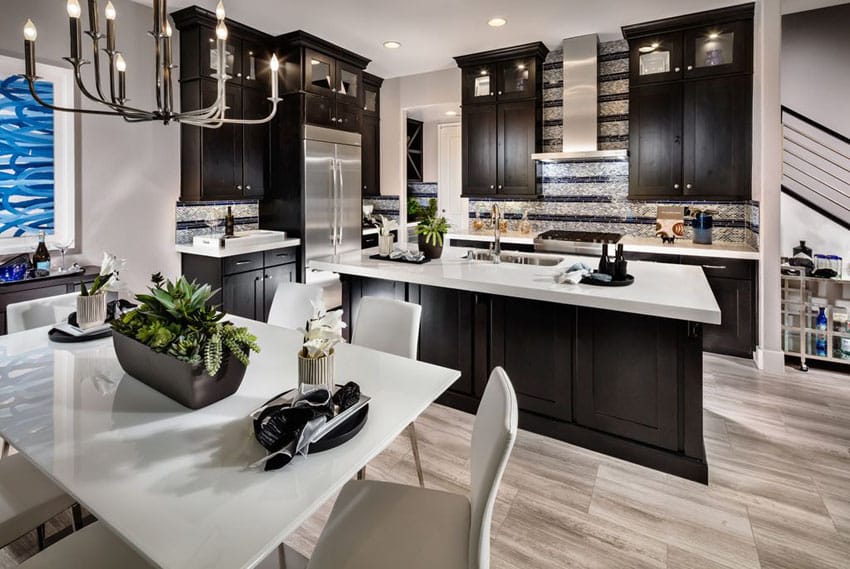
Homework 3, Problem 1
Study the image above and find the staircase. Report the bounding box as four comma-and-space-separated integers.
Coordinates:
781, 106, 850, 230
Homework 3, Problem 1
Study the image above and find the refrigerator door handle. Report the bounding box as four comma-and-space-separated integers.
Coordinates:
334, 157, 342, 248
328, 159, 337, 246
336, 156, 344, 246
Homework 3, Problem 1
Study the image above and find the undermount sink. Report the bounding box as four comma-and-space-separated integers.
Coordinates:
466, 250, 565, 267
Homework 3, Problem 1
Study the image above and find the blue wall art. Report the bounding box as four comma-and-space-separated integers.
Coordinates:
0, 74, 55, 238
0, 55, 74, 254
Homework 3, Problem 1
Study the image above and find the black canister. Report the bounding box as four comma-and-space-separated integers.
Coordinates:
693, 212, 713, 245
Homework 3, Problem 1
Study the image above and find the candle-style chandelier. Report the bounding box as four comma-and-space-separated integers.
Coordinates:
21, 0, 280, 127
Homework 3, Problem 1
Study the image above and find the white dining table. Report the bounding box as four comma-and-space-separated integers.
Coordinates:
0, 317, 460, 569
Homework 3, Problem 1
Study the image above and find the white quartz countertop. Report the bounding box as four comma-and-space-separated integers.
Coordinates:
446, 231, 759, 260
177, 236, 301, 258
310, 247, 721, 324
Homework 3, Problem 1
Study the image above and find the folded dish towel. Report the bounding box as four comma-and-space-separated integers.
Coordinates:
555, 262, 591, 285
389, 248, 425, 262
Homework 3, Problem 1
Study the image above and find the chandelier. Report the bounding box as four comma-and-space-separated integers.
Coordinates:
21, 0, 280, 127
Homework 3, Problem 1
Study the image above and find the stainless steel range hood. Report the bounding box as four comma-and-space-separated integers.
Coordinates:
532, 34, 627, 162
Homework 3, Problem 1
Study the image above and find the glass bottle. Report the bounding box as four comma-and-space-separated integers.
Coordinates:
472, 210, 484, 232
815, 306, 828, 357
33, 230, 51, 272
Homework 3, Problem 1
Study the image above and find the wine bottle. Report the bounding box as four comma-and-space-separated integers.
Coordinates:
225, 206, 235, 237
598, 244, 611, 276
33, 231, 51, 272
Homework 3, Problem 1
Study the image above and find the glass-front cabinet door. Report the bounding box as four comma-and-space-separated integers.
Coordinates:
364, 85, 379, 114
684, 20, 752, 78
497, 58, 536, 101
304, 49, 336, 97
336, 63, 363, 107
202, 27, 241, 83
241, 42, 270, 91
462, 64, 497, 104
629, 32, 683, 85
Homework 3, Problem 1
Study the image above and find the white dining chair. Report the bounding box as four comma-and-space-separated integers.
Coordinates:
6, 293, 78, 335
306, 367, 518, 569
352, 296, 425, 486
15, 521, 151, 569
0, 454, 80, 552
266, 282, 324, 330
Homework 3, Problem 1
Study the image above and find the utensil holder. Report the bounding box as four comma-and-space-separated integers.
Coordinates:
298, 351, 335, 392
76, 293, 107, 330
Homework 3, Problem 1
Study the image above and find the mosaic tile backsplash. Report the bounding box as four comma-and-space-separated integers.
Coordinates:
362, 195, 400, 221
468, 39, 759, 249
175, 200, 259, 244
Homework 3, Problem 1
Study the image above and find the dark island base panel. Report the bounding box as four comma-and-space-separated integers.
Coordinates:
342, 275, 708, 484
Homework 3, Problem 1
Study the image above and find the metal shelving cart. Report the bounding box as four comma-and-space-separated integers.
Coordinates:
781, 264, 850, 371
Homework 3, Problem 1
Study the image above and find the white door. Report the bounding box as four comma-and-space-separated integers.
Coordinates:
438, 123, 465, 231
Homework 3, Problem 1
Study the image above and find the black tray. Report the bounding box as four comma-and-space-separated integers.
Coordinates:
369, 253, 430, 265
310, 405, 369, 452
48, 327, 113, 343
581, 274, 635, 287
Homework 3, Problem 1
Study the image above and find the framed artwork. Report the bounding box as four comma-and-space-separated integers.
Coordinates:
0, 54, 75, 255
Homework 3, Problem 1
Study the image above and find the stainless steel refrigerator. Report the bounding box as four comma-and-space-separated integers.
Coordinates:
302, 125, 362, 305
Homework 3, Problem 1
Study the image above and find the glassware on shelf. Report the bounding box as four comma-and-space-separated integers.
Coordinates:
204, 208, 223, 235
695, 31, 734, 68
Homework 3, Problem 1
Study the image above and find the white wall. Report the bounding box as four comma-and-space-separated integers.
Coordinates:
781, 194, 850, 275
781, 3, 850, 137
380, 68, 461, 196
1, 0, 181, 294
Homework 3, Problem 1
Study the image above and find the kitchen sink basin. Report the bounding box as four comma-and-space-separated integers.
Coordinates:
466, 250, 565, 266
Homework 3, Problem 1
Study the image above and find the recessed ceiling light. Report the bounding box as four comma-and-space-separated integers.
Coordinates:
488, 17, 507, 27
383, 41, 401, 49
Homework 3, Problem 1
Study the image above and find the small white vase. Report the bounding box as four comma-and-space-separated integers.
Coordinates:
378, 233, 394, 257
77, 293, 107, 330
298, 350, 335, 392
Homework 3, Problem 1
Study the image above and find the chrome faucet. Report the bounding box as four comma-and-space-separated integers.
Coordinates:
491, 204, 502, 263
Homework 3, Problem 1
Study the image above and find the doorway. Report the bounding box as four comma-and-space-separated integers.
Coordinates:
437, 123, 465, 231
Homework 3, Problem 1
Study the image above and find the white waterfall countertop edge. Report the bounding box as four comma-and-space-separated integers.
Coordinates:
177, 238, 301, 258
310, 247, 721, 324
446, 232, 760, 260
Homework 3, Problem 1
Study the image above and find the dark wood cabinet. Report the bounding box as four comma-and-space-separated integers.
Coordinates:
361, 73, 383, 197
624, 253, 758, 358
455, 43, 548, 198
182, 246, 299, 323
497, 101, 538, 196
490, 297, 573, 421
278, 32, 369, 133
340, 274, 708, 482
623, 4, 754, 200
682, 75, 752, 198
461, 104, 498, 196
410, 285, 477, 398
174, 8, 273, 201
575, 308, 680, 450
628, 84, 683, 198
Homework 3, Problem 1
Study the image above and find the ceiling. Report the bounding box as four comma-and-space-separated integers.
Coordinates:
133, 0, 843, 78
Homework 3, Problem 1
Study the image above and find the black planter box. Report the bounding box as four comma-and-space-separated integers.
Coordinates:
112, 331, 247, 409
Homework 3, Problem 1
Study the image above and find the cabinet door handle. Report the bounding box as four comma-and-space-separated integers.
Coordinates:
674, 66, 681, 72
686, 183, 692, 189
246, 185, 252, 190
674, 135, 680, 144
489, 92, 494, 96
236, 72, 242, 78
498, 91, 502, 95
687, 65, 693, 71
673, 184, 680, 189
237, 185, 243, 190
702, 265, 727, 270
331, 87, 337, 93
235, 260, 252, 265
490, 185, 495, 189
498, 185, 502, 189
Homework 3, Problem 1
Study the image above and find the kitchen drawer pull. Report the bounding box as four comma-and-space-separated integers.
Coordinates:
235, 260, 253, 266
702, 265, 727, 270
674, 184, 680, 189
687, 65, 693, 71
674, 66, 681, 72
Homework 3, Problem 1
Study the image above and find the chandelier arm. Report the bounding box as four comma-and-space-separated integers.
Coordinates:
71, 64, 157, 119
179, 99, 280, 127
24, 76, 135, 117
87, 32, 109, 102
108, 54, 118, 104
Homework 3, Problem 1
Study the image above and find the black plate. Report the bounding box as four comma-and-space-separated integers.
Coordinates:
369, 253, 430, 265
581, 274, 635, 287
48, 327, 113, 343
309, 405, 369, 453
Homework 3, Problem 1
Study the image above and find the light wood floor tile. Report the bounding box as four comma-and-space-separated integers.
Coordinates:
2, 354, 849, 569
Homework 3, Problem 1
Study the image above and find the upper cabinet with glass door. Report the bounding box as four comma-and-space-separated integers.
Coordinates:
497, 57, 537, 101
462, 64, 497, 104
336, 62, 363, 108
629, 32, 683, 85
684, 19, 752, 78
304, 49, 336, 97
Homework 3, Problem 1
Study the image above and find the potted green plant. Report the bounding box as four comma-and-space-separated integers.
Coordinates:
416, 206, 450, 259
407, 198, 421, 221
111, 273, 260, 409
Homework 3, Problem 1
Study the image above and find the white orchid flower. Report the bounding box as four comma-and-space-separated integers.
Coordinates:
378, 215, 399, 236
99, 252, 126, 292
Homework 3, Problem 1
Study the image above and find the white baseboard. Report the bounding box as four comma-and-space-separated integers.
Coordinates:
753, 347, 786, 373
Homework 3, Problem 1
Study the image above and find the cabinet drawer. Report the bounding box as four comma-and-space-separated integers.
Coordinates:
361, 233, 379, 249
223, 252, 263, 275
264, 247, 297, 267
681, 256, 754, 280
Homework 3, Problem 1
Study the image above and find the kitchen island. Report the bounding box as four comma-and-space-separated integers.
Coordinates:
311, 247, 721, 482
